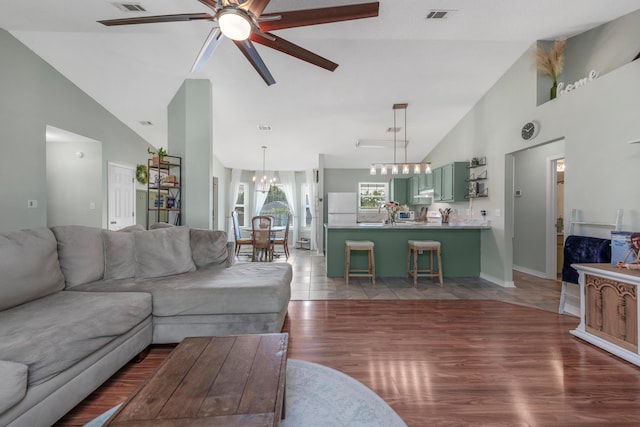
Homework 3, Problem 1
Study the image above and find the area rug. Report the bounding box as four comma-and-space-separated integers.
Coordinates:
84, 359, 406, 427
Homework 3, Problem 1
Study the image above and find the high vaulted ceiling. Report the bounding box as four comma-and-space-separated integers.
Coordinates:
2, 1, 639, 171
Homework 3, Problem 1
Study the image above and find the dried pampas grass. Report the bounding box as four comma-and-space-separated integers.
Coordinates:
536, 39, 566, 81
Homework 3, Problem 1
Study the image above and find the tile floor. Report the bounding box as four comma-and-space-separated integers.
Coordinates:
236, 247, 565, 314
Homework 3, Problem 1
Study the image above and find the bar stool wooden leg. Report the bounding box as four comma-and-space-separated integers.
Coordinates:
370, 247, 376, 286
413, 248, 418, 286
437, 247, 443, 285
345, 246, 350, 285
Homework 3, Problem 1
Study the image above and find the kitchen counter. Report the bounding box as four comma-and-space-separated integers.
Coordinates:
324, 222, 490, 278
326, 222, 490, 230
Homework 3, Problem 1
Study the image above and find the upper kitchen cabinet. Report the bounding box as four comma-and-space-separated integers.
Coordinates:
433, 162, 469, 203
389, 178, 408, 205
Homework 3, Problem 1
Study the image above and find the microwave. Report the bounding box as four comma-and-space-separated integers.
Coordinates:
397, 211, 415, 221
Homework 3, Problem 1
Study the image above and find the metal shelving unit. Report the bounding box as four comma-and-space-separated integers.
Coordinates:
147, 154, 182, 228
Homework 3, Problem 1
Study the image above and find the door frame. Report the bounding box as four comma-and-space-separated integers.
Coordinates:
546, 155, 564, 279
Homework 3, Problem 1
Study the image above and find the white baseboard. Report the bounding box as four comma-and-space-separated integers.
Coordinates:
480, 272, 516, 288
513, 264, 547, 279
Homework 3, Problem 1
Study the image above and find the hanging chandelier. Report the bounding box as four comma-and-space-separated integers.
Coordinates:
369, 103, 431, 175
253, 145, 276, 193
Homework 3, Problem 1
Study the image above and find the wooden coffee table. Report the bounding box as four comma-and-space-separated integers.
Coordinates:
105, 333, 288, 426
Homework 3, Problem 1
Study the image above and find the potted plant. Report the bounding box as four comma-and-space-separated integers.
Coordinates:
536, 39, 566, 100
147, 147, 168, 165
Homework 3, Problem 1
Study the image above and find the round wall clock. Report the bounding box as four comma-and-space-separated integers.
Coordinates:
521, 121, 540, 140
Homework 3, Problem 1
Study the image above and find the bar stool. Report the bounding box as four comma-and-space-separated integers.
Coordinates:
406, 240, 443, 286
345, 240, 375, 286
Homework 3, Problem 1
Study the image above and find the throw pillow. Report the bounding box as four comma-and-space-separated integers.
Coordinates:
0, 228, 66, 311
118, 224, 146, 232
189, 228, 230, 268
102, 230, 137, 280
50, 225, 104, 287
134, 226, 196, 278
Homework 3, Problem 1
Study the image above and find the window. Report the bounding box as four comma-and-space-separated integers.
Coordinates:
234, 183, 247, 226
301, 183, 312, 228
358, 182, 387, 210
260, 184, 290, 226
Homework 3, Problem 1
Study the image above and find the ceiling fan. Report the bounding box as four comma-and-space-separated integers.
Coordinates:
99, 0, 380, 85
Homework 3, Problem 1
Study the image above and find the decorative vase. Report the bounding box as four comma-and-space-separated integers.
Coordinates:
389, 212, 396, 226
550, 81, 558, 100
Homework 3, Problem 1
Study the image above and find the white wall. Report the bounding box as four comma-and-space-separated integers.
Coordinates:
46, 137, 102, 227
425, 40, 640, 286
0, 29, 153, 232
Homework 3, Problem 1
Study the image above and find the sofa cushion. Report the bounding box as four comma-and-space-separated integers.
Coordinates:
51, 225, 105, 288
190, 228, 229, 268
73, 263, 292, 317
0, 291, 151, 386
0, 360, 28, 413
134, 226, 195, 279
0, 228, 65, 311
103, 230, 137, 280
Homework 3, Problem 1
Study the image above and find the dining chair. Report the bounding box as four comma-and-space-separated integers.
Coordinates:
251, 215, 274, 261
231, 211, 252, 256
273, 212, 291, 259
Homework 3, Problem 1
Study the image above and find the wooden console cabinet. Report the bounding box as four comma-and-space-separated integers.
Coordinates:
572, 263, 640, 366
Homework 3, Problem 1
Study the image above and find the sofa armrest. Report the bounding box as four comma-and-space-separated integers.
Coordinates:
0, 360, 28, 413
226, 241, 236, 267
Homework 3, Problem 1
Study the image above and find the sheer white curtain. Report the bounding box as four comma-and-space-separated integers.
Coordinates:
279, 171, 298, 245
305, 169, 318, 251
254, 170, 275, 216
226, 169, 242, 240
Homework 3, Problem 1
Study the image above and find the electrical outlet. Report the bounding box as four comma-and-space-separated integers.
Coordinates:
27, 200, 38, 208
89, 202, 96, 210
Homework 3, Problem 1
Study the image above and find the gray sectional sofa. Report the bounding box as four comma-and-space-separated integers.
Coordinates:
0, 224, 292, 427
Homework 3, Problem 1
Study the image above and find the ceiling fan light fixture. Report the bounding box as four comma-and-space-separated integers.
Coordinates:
218, 9, 252, 41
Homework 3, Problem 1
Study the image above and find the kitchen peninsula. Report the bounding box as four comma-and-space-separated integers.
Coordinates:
325, 222, 490, 278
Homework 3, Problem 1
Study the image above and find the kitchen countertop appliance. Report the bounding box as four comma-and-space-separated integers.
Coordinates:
397, 211, 415, 221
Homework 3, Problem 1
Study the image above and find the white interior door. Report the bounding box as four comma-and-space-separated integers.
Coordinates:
108, 163, 135, 230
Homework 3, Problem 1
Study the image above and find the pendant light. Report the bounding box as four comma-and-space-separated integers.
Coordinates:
369, 103, 431, 175
253, 146, 276, 193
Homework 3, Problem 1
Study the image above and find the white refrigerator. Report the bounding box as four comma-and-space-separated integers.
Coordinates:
327, 192, 357, 225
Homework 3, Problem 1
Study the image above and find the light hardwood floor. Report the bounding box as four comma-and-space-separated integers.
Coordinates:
56, 249, 640, 426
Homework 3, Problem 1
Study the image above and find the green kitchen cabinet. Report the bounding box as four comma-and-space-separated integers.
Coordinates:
423, 172, 434, 191
389, 178, 408, 204
433, 162, 468, 202
412, 175, 420, 204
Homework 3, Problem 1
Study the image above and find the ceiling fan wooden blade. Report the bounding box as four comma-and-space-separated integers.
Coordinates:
197, 0, 218, 10
233, 39, 276, 86
251, 32, 338, 72
258, 2, 379, 32
98, 13, 214, 26
191, 27, 223, 73
245, 0, 271, 17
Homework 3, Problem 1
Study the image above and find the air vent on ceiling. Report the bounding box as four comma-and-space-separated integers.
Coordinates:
139, 120, 153, 126
114, 3, 147, 12
426, 10, 451, 19
387, 127, 401, 133
257, 124, 272, 131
